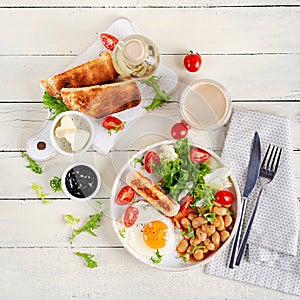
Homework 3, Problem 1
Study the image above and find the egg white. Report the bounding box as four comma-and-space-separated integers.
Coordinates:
122, 201, 181, 259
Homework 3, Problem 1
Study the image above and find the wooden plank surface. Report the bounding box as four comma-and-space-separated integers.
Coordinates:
0, 54, 299, 101
0, 2, 299, 299
1, 102, 300, 151
1, 0, 299, 7
1, 248, 299, 300
0, 8, 299, 55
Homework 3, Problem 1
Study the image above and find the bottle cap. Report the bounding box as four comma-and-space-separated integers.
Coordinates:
122, 38, 148, 65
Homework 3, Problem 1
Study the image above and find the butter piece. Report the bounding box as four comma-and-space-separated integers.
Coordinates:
64, 129, 90, 152
55, 116, 76, 138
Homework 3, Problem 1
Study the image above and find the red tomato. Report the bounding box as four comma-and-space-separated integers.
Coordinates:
144, 151, 160, 173
100, 33, 119, 51
180, 195, 194, 215
184, 51, 202, 72
124, 206, 139, 227
102, 116, 125, 131
171, 120, 191, 140
215, 190, 234, 206
116, 186, 135, 205
190, 147, 210, 164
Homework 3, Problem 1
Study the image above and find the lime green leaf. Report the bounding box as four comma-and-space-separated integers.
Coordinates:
31, 182, 50, 205
64, 214, 80, 225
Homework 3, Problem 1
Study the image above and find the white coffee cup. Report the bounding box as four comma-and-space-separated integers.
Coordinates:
180, 79, 231, 131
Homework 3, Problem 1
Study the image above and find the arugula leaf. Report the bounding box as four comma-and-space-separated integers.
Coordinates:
43, 91, 69, 120
181, 253, 190, 264
133, 156, 144, 168
50, 176, 62, 192
181, 224, 195, 239
226, 207, 234, 215
21, 152, 43, 174
31, 182, 51, 205
191, 245, 206, 254
204, 212, 216, 222
107, 122, 126, 135
75, 252, 98, 268
64, 214, 80, 225
150, 249, 163, 264
142, 76, 171, 111
70, 211, 103, 244
120, 227, 126, 239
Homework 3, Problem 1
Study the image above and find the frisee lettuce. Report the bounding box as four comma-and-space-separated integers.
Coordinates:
154, 138, 212, 204
50, 176, 62, 192
43, 91, 69, 120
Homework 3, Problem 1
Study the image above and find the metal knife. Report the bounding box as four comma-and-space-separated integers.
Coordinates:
228, 131, 261, 269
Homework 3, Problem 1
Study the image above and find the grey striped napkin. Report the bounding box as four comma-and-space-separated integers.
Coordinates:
205, 108, 300, 296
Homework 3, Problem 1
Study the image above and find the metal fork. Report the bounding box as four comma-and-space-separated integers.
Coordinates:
235, 144, 282, 266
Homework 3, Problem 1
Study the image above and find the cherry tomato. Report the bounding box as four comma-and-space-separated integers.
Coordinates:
171, 120, 191, 140
100, 33, 119, 51
184, 51, 202, 72
180, 195, 194, 215
116, 186, 135, 205
190, 147, 210, 164
144, 151, 160, 173
102, 116, 125, 132
215, 190, 234, 206
124, 206, 139, 227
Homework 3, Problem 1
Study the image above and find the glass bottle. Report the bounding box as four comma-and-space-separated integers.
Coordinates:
112, 34, 160, 78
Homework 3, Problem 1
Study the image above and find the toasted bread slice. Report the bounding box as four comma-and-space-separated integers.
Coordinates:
40, 52, 117, 98
61, 80, 142, 118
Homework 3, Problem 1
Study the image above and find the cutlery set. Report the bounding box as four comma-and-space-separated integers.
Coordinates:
228, 131, 282, 268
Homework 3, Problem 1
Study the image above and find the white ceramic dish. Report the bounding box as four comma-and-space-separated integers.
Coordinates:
111, 140, 241, 271
180, 79, 231, 131
62, 163, 101, 201
50, 111, 94, 156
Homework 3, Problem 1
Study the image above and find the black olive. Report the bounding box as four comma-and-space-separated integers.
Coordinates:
65, 165, 98, 199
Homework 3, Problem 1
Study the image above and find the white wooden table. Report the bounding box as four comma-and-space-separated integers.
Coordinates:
0, 1, 299, 299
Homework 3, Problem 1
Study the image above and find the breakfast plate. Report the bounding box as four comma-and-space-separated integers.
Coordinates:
26, 18, 179, 161
111, 139, 241, 270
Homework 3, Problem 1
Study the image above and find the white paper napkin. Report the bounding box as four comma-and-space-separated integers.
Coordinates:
205, 108, 300, 296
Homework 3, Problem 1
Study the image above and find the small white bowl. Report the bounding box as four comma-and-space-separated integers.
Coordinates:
50, 111, 94, 156
180, 79, 232, 131
62, 163, 101, 201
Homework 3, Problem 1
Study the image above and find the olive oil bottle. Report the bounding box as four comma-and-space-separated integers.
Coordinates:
112, 34, 160, 78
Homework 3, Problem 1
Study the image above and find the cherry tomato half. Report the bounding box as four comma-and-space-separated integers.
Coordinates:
184, 51, 202, 72
116, 186, 135, 205
171, 120, 191, 140
190, 147, 210, 164
180, 195, 194, 215
215, 190, 234, 206
102, 116, 125, 131
124, 206, 139, 227
100, 33, 119, 51
144, 151, 160, 173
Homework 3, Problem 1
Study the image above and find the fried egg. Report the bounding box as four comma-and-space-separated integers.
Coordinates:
122, 201, 181, 259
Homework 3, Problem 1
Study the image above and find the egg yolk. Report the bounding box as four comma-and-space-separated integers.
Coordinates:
142, 220, 168, 249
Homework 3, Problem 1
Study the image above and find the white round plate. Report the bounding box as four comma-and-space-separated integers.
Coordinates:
111, 140, 241, 271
